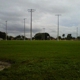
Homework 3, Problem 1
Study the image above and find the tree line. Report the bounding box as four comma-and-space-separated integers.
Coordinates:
0, 31, 80, 40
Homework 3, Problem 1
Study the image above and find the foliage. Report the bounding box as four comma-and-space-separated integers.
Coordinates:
62, 34, 65, 38
34, 33, 50, 40
0, 41, 80, 80
62, 34, 65, 39
66, 34, 72, 40
0, 31, 6, 39
0, 31, 14, 40
14, 35, 28, 40
58, 36, 61, 40
77, 36, 80, 40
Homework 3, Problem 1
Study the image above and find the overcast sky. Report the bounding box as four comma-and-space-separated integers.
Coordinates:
0, 0, 80, 38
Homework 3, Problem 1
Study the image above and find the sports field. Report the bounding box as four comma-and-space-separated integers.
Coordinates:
0, 40, 80, 80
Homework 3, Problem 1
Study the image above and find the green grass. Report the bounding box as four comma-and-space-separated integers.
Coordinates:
0, 40, 80, 80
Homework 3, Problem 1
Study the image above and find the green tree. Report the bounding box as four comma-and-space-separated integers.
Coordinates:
34, 33, 50, 40
58, 36, 62, 40
0, 31, 6, 39
66, 34, 72, 40
62, 34, 65, 39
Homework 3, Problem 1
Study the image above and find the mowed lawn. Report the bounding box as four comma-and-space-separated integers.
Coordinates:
0, 40, 80, 80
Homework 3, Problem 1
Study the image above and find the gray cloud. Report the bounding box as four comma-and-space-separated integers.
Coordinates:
0, 0, 80, 38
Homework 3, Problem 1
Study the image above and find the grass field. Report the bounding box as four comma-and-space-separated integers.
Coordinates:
0, 40, 80, 80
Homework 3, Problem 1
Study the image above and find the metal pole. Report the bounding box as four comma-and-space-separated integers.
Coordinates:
57, 15, 59, 41
24, 18, 26, 41
31, 9, 32, 40
77, 27, 78, 39
55, 14, 61, 41
28, 9, 35, 41
6, 21, 7, 41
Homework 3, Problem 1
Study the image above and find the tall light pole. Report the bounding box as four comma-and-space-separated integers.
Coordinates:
6, 21, 7, 41
55, 14, 61, 41
28, 9, 35, 40
24, 18, 26, 41
76, 27, 78, 39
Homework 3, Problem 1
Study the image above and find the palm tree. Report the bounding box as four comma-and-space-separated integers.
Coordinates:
62, 34, 65, 39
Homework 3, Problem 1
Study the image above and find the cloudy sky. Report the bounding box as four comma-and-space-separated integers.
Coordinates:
0, 0, 80, 38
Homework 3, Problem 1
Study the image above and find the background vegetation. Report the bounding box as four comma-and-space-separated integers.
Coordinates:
0, 31, 80, 40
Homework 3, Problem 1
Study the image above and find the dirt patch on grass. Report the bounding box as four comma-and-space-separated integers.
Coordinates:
0, 61, 11, 71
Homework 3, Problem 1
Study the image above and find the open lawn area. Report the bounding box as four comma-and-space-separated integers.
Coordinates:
0, 40, 80, 80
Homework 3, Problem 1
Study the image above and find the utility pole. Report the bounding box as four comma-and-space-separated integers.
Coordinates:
24, 18, 26, 41
28, 9, 35, 40
77, 27, 78, 39
6, 21, 7, 41
55, 14, 61, 41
